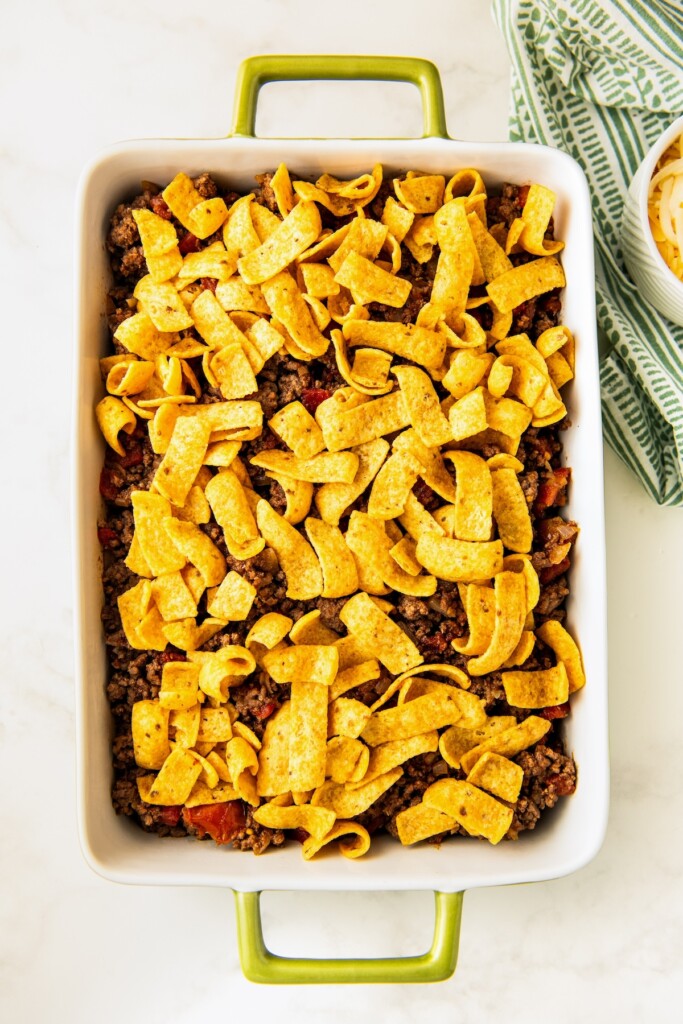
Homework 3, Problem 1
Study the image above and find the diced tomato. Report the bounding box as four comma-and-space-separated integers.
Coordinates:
159, 806, 182, 827
538, 702, 570, 720
545, 772, 576, 797
99, 467, 119, 502
150, 195, 172, 220
539, 557, 570, 584
293, 828, 310, 844
97, 526, 118, 548
201, 277, 217, 293
516, 184, 530, 208
182, 802, 246, 844
179, 232, 200, 255
534, 467, 570, 514
253, 699, 277, 721
301, 388, 331, 414
161, 650, 186, 663
114, 442, 144, 468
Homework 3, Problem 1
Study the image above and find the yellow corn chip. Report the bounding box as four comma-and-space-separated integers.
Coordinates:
289, 610, 339, 646
265, 472, 314, 526
237, 201, 322, 284
302, 820, 371, 860
204, 470, 263, 560
393, 365, 453, 447
262, 644, 339, 687
328, 698, 372, 740
325, 737, 369, 784
343, 320, 446, 372
438, 717, 517, 769
415, 532, 503, 583
288, 680, 329, 792
152, 416, 212, 507
491, 465, 533, 553
158, 661, 200, 711
467, 752, 524, 803
133, 276, 193, 332
130, 491, 186, 575
507, 185, 564, 258
443, 451, 493, 542
340, 592, 422, 675
502, 664, 569, 708
261, 271, 329, 358
349, 731, 438, 788
448, 386, 488, 441
466, 570, 527, 676
169, 705, 201, 748
246, 612, 293, 654
106, 359, 155, 398
162, 518, 226, 587
536, 620, 585, 693
253, 801, 336, 841
95, 396, 137, 456
361, 690, 470, 747
367, 450, 422, 520
268, 402, 325, 460
329, 660, 381, 702
138, 748, 202, 805
442, 350, 493, 400
318, 390, 410, 453
381, 196, 415, 243
131, 699, 170, 769
256, 702, 291, 796
396, 802, 457, 845
394, 174, 445, 213
206, 570, 257, 621
151, 571, 198, 622
250, 449, 359, 484
256, 499, 322, 600
460, 716, 551, 774
315, 438, 389, 525
423, 779, 512, 844
302, 517, 358, 599
486, 256, 565, 314
312, 767, 403, 818
334, 252, 411, 308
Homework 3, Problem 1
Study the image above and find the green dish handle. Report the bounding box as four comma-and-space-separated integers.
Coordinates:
231, 54, 449, 139
234, 889, 463, 984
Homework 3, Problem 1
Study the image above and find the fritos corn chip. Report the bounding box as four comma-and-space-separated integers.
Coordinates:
423, 779, 512, 844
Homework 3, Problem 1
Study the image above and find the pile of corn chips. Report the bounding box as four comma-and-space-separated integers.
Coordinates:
98, 165, 584, 857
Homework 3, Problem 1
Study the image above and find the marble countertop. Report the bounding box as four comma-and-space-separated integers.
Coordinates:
3, 0, 682, 1019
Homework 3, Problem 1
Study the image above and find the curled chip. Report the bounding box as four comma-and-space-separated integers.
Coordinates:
256, 499, 322, 600
237, 201, 322, 284
289, 609, 339, 646
415, 533, 503, 583
448, 387, 488, 441
106, 359, 155, 397
367, 450, 422, 520
343, 320, 446, 372
132, 209, 182, 283
265, 473, 313, 525
205, 470, 263, 561
302, 820, 371, 860
329, 661, 381, 701
132, 700, 170, 769
262, 644, 339, 687
304, 517, 358, 598
442, 350, 494, 400
151, 571, 198, 622
346, 512, 436, 598
162, 172, 228, 238
460, 715, 551, 775
506, 184, 564, 257
467, 752, 523, 804
536, 620, 585, 693
486, 256, 565, 314
502, 664, 569, 708
224, 737, 260, 806
246, 612, 293, 653
490, 463, 533, 553
394, 173, 445, 213
253, 801, 336, 841
327, 214, 387, 273
340, 592, 423, 675
466, 570, 527, 676
427, 199, 474, 329
96, 396, 137, 455
396, 802, 457, 845
114, 311, 178, 361
311, 767, 403, 818
394, 431, 455, 502
250, 449, 359, 484
131, 491, 186, 576
423, 779, 512, 844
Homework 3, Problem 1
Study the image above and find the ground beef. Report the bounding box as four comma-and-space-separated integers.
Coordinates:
100, 173, 578, 850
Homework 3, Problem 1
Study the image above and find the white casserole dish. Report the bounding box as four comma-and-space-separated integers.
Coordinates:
73, 56, 608, 984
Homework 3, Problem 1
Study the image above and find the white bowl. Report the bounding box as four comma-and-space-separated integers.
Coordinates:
621, 113, 683, 327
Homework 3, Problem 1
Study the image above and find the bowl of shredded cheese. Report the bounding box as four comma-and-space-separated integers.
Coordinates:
621, 114, 683, 327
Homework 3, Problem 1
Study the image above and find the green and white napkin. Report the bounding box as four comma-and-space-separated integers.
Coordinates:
493, 0, 683, 504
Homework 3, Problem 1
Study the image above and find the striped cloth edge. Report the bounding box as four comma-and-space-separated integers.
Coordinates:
492, 0, 683, 506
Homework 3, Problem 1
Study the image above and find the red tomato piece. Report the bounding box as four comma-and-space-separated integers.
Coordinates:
538, 702, 570, 720
301, 388, 331, 414
182, 802, 246, 845
179, 232, 200, 255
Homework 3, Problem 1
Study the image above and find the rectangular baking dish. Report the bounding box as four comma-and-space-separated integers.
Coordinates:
74, 55, 608, 984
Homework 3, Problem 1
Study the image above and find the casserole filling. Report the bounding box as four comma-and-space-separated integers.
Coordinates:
98, 168, 580, 856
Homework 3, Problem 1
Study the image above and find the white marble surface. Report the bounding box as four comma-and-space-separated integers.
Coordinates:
2, 0, 682, 1019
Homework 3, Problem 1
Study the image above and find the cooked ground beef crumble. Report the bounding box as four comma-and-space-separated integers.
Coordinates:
100, 173, 578, 853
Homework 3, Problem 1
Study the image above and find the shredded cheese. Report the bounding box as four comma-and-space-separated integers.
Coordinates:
648, 132, 683, 282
